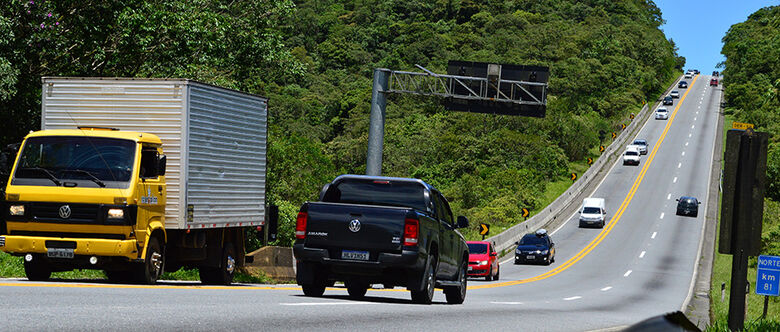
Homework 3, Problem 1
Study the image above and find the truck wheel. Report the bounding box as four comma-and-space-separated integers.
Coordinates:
345, 280, 368, 299
24, 255, 51, 281
302, 284, 326, 297
411, 255, 437, 304
199, 244, 236, 285
135, 237, 164, 284
445, 259, 467, 304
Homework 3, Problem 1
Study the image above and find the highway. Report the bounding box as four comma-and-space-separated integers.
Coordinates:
0, 75, 722, 331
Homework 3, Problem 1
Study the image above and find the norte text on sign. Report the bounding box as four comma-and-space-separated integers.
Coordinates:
757, 255, 780, 296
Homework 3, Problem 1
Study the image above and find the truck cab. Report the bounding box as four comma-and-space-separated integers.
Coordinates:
1, 127, 168, 283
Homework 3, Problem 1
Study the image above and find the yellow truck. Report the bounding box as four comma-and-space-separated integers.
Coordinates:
0, 77, 268, 284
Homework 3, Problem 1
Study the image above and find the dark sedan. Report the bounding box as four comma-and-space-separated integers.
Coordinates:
676, 196, 701, 217
514, 229, 555, 265
679, 81, 688, 88
663, 96, 674, 105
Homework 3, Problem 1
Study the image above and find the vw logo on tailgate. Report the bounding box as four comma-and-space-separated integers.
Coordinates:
59, 205, 72, 219
348, 219, 361, 233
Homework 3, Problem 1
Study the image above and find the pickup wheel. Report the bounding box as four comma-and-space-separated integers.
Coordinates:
444, 259, 467, 304
24, 255, 51, 281
345, 280, 369, 299
411, 255, 437, 304
302, 284, 326, 297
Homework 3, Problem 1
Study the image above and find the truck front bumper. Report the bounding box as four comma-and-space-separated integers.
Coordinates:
0, 235, 139, 260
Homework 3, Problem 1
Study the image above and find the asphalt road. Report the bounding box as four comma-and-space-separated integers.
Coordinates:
0, 75, 722, 331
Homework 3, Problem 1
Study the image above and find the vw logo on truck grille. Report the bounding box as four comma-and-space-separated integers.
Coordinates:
348, 219, 361, 233
58, 205, 72, 219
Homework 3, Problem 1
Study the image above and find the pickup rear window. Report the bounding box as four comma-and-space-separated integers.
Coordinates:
323, 179, 427, 211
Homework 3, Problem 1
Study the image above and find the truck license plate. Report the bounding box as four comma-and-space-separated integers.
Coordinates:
526, 255, 535, 260
47, 248, 74, 259
341, 250, 369, 261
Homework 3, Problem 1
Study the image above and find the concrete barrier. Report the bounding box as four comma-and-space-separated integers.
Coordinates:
244, 246, 296, 281
486, 75, 684, 255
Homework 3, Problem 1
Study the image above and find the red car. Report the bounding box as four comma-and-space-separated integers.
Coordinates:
467, 241, 499, 280
710, 78, 719, 86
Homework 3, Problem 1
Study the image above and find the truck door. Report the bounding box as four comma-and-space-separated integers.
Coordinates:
433, 191, 455, 279
134, 145, 167, 247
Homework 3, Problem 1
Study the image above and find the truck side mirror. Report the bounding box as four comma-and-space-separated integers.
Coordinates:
456, 216, 469, 229
157, 155, 167, 176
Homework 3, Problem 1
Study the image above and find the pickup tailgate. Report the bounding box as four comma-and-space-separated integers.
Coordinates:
304, 202, 411, 255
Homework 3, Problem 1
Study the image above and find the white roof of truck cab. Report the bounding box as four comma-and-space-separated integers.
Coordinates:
583, 197, 605, 208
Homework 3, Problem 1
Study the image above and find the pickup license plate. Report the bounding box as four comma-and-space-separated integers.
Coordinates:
341, 250, 369, 261
47, 248, 74, 259
526, 255, 535, 260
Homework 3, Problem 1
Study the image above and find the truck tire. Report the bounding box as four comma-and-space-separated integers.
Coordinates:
135, 237, 164, 284
24, 255, 51, 281
411, 255, 437, 304
444, 259, 467, 304
302, 284, 326, 297
199, 244, 236, 285
345, 280, 368, 299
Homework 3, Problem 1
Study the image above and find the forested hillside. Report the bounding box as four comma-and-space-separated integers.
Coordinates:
0, 0, 683, 246
721, 5, 780, 255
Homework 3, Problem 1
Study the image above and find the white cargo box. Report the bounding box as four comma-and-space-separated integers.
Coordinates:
40, 77, 267, 230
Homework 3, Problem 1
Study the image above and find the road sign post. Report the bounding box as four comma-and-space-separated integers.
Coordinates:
479, 223, 490, 240
719, 129, 769, 331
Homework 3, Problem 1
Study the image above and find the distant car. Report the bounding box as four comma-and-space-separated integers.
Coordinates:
713, 71, 720, 77
678, 81, 688, 88
623, 147, 641, 166
684, 72, 693, 79
663, 96, 674, 105
670, 90, 680, 98
676, 196, 701, 217
514, 229, 555, 265
693, 69, 700, 74
467, 241, 499, 281
655, 108, 669, 120
710, 78, 719, 86
632, 139, 648, 154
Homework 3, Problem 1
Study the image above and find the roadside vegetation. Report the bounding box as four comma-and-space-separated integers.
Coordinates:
0, 0, 683, 251
708, 5, 780, 329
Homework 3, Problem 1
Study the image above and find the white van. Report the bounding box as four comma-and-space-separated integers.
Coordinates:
579, 198, 607, 228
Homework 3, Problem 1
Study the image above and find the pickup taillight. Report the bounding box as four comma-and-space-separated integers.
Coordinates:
295, 212, 308, 239
403, 217, 419, 246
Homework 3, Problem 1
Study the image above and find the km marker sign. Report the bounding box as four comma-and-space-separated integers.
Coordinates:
757, 255, 780, 297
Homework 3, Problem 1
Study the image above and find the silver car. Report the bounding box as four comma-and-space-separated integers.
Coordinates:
670, 90, 680, 98
632, 139, 648, 154
655, 108, 669, 120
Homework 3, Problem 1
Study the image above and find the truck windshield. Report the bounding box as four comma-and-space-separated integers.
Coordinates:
324, 179, 427, 211
12, 136, 136, 188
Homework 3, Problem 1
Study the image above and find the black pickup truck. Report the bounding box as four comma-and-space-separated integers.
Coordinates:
293, 175, 470, 304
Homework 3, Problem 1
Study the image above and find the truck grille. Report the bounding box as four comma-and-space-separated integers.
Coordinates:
29, 202, 99, 223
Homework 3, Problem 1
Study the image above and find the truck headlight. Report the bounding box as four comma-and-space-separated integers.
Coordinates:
107, 208, 124, 219
9, 205, 24, 216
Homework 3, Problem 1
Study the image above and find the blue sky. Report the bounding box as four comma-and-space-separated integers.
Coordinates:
654, 0, 778, 74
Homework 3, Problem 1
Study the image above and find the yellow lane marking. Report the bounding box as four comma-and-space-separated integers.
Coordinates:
0, 77, 699, 293
470, 75, 699, 290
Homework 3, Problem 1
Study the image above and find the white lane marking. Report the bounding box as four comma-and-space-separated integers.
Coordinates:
652, 232, 657, 239
660, 213, 665, 219
689, 133, 692, 138
640, 251, 646, 258
491, 301, 523, 305
499, 255, 514, 266
564, 296, 582, 301
696, 111, 699, 114
667, 193, 671, 200
281, 302, 376, 306
678, 162, 682, 168
692, 125, 695, 129
624, 270, 632, 277
682, 151, 686, 156
694, 117, 697, 121
673, 177, 678, 183
685, 142, 689, 146
601, 286, 612, 291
